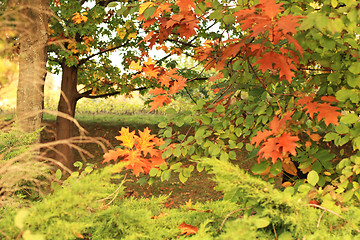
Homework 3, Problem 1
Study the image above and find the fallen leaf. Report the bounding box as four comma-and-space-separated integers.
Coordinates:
178, 222, 198, 236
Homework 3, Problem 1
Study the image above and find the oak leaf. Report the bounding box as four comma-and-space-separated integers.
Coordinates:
277, 133, 299, 156
115, 128, 136, 149
178, 222, 198, 236
150, 95, 171, 111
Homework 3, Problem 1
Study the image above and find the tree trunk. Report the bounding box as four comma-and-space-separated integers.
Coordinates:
16, 0, 49, 140
55, 64, 79, 170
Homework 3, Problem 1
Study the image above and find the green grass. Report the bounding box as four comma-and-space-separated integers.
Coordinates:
42, 113, 167, 126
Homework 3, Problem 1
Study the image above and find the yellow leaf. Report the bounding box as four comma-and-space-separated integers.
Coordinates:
139, 2, 154, 15
185, 199, 193, 207
115, 127, 136, 149
116, 27, 126, 39
127, 32, 137, 40
130, 61, 142, 71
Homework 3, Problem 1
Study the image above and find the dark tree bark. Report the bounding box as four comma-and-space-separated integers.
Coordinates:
55, 64, 80, 170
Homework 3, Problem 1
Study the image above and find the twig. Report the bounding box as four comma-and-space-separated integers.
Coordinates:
219, 207, 253, 231
309, 203, 360, 233
317, 210, 326, 228
272, 223, 278, 240
98, 174, 127, 207
308, 204, 344, 219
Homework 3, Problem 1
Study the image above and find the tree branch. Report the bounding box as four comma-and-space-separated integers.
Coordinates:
79, 87, 147, 99
78, 41, 130, 66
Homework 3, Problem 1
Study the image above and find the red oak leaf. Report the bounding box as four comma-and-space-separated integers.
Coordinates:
277, 133, 299, 156
251, 129, 273, 147
258, 137, 281, 163
176, 0, 195, 11
316, 103, 341, 126
258, 0, 283, 20
169, 79, 187, 94
150, 95, 171, 111
149, 87, 167, 95
178, 222, 198, 236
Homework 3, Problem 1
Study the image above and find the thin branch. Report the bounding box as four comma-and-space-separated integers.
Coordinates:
79, 87, 147, 99
184, 87, 196, 104
78, 41, 130, 66
317, 210, 326, 228
308, 204, 344, 219
219, 207, 253, 231
166, 38, 198, 48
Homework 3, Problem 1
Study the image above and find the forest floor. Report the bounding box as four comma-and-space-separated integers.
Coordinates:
40, 113, 225, 208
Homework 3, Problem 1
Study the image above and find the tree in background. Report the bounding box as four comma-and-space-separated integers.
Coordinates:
3, 0, 49, 141
47, 0, 150, 169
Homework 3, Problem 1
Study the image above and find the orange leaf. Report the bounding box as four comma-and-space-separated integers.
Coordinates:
136, 127, 157, 156
176, 0, 196, 11
309, 133, 321, 142
149, 95, 171, 111
178, 222, 198, 236
259, 0, 283, 20
169, 79, 187, 94
115, 127, 136, 148
103, 148, 127, 163
316, 103, 341, 126
251, 129, 273, 147
277, 133, 299, 156
74, 232, 84, 239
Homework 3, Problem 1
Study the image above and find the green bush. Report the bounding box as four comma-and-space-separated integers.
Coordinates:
1, 159, 360, 239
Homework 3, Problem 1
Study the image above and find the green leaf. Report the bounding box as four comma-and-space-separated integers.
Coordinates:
341, 113, 358, 124
244, 115, 254, 128
84, 166, 93, 174
55, 169, 62, 180
323, 132, 339, 142
254, 218, 270, 228
335, 124, 349, 134
73, 161, 83, 170
149, 168, 158, 177
251, 161, 269, 174
170, 162, 182, 170
158, 122, 167, 128
349, 62, 360, 74
270, 161, 282, 176
307, 170, 319, 186
353, 136, 360, 150
335, 89, 359, 103
179, 172, 187, 183
223, 14, 235, 25
143, 6, 156, 19
15, 209, 30, 230
216, 105, 225, 113
331, 0, 338, 8
107, 2, 118, 7
161, 169, 171, 181
210, 144, 221, 156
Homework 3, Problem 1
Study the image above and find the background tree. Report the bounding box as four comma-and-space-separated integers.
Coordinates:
4, 0, 49, 142
47, 0, 152, 169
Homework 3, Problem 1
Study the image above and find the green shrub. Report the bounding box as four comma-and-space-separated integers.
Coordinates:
1, 159, 360, 239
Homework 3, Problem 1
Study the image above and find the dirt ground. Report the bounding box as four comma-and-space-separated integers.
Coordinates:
41, 120, 224, 208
